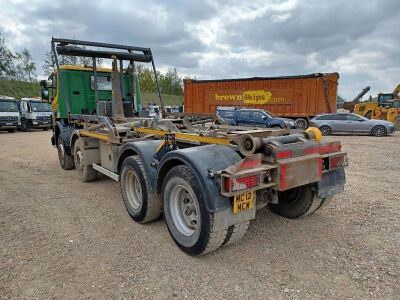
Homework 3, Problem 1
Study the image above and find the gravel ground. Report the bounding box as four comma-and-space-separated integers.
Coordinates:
0, 130, 399, 299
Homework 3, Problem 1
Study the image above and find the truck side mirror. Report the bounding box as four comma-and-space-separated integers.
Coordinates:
262, 116, 267, 120
41, 87, 49, 101
40, 80, 47, 88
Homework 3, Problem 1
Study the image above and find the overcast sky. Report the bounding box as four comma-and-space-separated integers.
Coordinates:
1, 0, 399, 99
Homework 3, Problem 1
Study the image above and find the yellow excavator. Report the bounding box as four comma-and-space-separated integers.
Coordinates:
354, 84, 400, 130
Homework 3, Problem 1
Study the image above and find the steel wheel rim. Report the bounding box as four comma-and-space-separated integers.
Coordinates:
169, 184, 200, 237
125, 170, 142, 210
75, 148, 84, 171
297, 121, 306, 130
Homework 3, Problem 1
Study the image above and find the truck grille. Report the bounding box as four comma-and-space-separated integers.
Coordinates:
36, 115, 52, 122
0, 116, 18, 123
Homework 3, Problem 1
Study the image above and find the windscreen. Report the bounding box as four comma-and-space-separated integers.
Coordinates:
0, 101, 19, 112
30, 102, 52, 112
91, 76, 112, 91
265, 111, 277, 118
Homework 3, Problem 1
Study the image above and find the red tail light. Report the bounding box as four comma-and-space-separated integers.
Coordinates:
329, 154, 347, 169
223, 174, 261, 193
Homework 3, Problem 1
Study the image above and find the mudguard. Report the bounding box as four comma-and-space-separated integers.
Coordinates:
118, 140, 163, 194
157, 144, 242, 212
312, 167, 346, 198
54, 121, 76, 155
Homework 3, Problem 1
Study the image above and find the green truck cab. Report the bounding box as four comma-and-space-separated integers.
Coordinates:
42, 65, 142, 119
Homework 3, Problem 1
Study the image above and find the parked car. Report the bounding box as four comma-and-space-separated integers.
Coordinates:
0, 96, 20, 133
217, 108, 297, 129
309, 113, 396, 136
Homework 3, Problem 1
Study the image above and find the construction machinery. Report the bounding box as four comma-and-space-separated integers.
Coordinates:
41, 37, 348, 255
343, 86, 370, 112
354, 85, 400, 129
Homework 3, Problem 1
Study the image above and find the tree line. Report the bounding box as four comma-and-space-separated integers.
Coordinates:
1, 33, 185, 96
0, 34, 37, 82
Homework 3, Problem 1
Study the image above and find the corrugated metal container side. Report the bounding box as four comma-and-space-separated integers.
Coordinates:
184, 73, 339, 119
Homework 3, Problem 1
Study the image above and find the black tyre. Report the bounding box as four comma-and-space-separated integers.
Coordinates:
162, 165, 229, 255
42, 127, 50, 131
320, 125, 332, 136
7, 128, 16, 133
120, 156, 162, 223
222, 221, 250, 247
20, 120, 29, 132
271, 125, 282, 129
295, 118, 308, 130
371, 125, 387, 137
269, 184, 324, 218
57, 136, 74, 170
394, 116, 400, 131
73, 138, 98, 182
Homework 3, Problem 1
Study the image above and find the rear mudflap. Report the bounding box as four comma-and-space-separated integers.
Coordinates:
312, 167, 346, 198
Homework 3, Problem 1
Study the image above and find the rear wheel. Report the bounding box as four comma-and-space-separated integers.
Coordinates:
371, 125, 387, 137
57, 136, 74, 170
269, 184, 325, 218
222, 221, 250, 247
295, 118, 308, 130
162, 165, 229, 255
395, 116, 400, 131
20, 120, 29, 132
120, 156, 162, 223
320, 125, 332, 136
73, 138, 98, 182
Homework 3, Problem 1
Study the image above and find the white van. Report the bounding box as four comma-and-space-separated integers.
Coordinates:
19, 98, 52, 131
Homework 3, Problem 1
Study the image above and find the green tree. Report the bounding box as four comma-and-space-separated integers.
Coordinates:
15, 48, 36, 82
0, 33, 16, 78
42, 48, 103, 76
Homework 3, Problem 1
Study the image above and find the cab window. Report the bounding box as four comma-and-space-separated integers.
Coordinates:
252, 111, 265, 120
238, 111, 250, 119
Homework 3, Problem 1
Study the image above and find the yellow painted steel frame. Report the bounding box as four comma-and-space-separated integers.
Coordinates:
79, 130, 110, 142
133, 127, 230, 145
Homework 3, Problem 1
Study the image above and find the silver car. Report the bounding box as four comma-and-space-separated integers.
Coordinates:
309, 113, 396, 136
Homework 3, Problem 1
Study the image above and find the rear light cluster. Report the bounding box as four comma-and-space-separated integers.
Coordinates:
222, 173, 263, 195
329, 154, 348, 169
322, 153, 348, 171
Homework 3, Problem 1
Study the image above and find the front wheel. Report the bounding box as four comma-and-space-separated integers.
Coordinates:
57, 136, 74, 170
42, 127, 50, 131
7, 128, 16, 133
371, 125, 387, 137
162, 165, 229, 255
20, 120, 29, 132
269, 184, 327, 218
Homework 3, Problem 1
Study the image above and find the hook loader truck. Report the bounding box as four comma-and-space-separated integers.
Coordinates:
42, 37, 348, 255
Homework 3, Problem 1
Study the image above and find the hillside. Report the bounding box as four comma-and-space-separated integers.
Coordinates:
0, 79, 183, 105
0, 79, 40, 99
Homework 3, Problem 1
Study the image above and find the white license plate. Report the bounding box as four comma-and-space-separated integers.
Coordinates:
33, 121, 38, 125
6, 123, 12, 125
